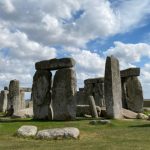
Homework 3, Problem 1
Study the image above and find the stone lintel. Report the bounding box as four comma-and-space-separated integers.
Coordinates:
35, 58, 75, 70
120, 68, 140, 78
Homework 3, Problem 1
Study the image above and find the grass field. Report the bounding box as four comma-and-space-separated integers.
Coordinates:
0, 117, 150, 150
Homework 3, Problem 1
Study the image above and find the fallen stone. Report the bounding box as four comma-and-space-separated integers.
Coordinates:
104, 56, 122, 119
17, 125, 37, 137
137, 113, 148, 120
88, 96, 98, 118
35, 58, 75, 70
14, 107, 33, 118
76, 105, 101, 117
122, 108, 137, 119
36, 127, 80, 140
120, 68, 140, 78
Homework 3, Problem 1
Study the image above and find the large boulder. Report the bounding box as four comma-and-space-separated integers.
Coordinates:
0, 90, 9, 112
122, 108, 137, 119
32, 70, 52, 120
126, 77, 143, 113
104, 56, 122, 119
35, 58, 75, 70
36, 127, 80, 140
17, 125, 37, 137
52, 68, 77, 120
120, 68, 140, 78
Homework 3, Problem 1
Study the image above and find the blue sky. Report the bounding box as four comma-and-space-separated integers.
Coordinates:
0, 0, 150, 98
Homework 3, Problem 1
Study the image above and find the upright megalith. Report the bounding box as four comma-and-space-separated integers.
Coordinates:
125, 77, 143, 113
52, 68, 77, 120
104, 56, 122, 119
0, 90, 9, 112
84, 78, 105, 107
8, 80, 20, 114
32, 70, 52, 120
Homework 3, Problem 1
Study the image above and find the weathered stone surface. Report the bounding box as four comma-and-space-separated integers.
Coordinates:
84, 77, 104, 84
20, 91, 25, 110
88, 96, 98, 118
76, 105, 101, 117
17, 125, 37, 137
14, 108, 33, 118
8, 80, 20, 114
37, 127, 80, 140
122, 108, 137, 119
126, 77, 143, 113
84, 78, 105, 107
0, 90, 9, 112
20, 88, 32, 92
137, 113, 148, 120
120, 68, 140, 78
104, 56, 122, 119
32, 70, 52, 120
52, 68, 77, 120
35, 58, 75, 70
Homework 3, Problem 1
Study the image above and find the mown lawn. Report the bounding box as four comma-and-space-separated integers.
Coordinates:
0, 117, 150, 150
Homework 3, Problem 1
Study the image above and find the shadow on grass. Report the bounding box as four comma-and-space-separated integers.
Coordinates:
129, 124, 150, 128
0, 117, 98, 123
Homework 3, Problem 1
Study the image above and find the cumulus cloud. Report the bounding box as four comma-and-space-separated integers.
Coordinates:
105, 41, 150, 67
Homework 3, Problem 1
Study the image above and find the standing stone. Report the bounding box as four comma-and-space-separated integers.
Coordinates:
84, 78, 105, 107
52, 68, 77, 120
104, 56, 122, 119
20, 91, 25, 110
32, 70, 52, 120
9, 80, 20, 114
0, 90, 9, 112
125, 77, 143, 113
88, 96, 98, 118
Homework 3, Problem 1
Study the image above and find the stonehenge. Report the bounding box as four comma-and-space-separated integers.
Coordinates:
0, 56, 145, 120
32, 58, 77, 120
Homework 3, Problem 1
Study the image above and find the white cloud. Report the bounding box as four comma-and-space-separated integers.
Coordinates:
0, 0, 15, 13
105, 41, 150, 65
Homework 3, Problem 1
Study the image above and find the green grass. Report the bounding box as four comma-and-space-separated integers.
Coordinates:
0, 117, 150, 150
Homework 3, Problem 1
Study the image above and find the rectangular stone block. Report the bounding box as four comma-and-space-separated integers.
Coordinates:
52, 68, 77, 120
84, 77, 104, 85
120, 68, 140, 78
104, 56, 122, 119
35, 58, 75, 70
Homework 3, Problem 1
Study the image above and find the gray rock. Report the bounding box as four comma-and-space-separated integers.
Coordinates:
0, 90, 9, 112
36, 127, 80, 139
17, 125, 37, 137
104, 56, 122, 119
89, 120, 111, 125
84, 78, 105, 107
14, 107, 33, 118
120, 68, 140, 78
122, 108, 137, 119
32, 70, 52, 120
126, 77, 143, 113
52, 68, 77, 120
35, 58, 75, 70
8, 80, 20, 114
76, 105, 101, 117
88, 96, 98, 118
137, 113, 148, 120
84, 77, 104, 84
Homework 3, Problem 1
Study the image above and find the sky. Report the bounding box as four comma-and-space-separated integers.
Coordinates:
0, 0, 150, 98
